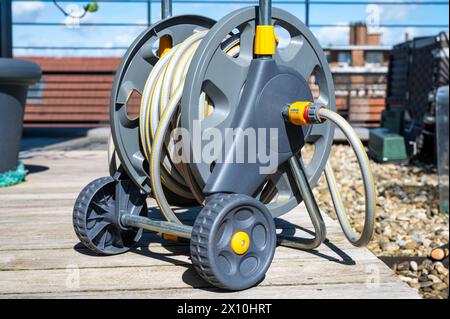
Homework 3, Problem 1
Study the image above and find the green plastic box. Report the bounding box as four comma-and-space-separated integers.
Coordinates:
381, 109, 404, 135
369, 128, 408, 162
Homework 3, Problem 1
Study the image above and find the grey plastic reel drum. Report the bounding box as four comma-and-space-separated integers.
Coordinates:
110, 15, 215, 194
181, 7, 336, 217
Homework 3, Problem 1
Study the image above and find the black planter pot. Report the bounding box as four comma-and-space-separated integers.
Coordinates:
0, 58, 41, 173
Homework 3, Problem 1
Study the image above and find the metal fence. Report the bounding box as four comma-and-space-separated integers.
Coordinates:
6, 0, 450, 127
10, 0, 450, 56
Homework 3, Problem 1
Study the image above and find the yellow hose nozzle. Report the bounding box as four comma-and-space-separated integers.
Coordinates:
283, 101, 325, 126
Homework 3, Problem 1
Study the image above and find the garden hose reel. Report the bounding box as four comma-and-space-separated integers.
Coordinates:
74, 1, 376, 291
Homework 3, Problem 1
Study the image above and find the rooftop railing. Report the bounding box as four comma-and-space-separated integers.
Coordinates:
10, 0, 449, 56
6, 0, 449, 127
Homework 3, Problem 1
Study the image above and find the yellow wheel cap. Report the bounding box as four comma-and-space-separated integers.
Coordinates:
231, 231, 250, 255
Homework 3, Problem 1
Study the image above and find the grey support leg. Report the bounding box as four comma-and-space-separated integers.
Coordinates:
277, 154, 327, 250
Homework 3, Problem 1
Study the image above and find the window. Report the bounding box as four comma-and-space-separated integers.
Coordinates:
366, 51, 384, 65
337, 51, 351, 65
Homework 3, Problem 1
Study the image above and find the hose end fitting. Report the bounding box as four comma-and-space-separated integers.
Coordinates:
283, 101, 325, 126
307, 103, 325, 124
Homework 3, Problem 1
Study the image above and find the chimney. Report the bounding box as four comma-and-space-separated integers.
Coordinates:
350, 22, 368, 45
367, 33, 381, 46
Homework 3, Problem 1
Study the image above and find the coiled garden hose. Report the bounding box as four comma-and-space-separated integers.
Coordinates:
114, 29, 376, 246
138, 30, 240, 224
319, 108, 376, 247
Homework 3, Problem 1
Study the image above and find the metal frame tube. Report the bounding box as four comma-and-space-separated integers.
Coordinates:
258, 0, 272, 26
305, 0, 310, 26
121, 214, 192, 239
277, 154, 327, 250
161, 0, 172, 19
147, 0, 152, 26
0, 0, 13, 57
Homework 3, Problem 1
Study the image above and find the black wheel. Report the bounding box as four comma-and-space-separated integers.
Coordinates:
190, 193, 276, 291
73, 176, 147, 255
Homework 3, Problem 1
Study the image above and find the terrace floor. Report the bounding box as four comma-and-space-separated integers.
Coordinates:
0, 138, 419, 298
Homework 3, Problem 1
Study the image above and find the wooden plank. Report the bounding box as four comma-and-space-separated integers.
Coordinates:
0, 244, 376, 271
0, 282, 416, 299
0, 149, 419, 298
0, 259, 406, 295
0, 205, 354, 251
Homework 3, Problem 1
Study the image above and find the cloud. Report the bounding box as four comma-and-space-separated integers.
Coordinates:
380, 27, 418, 45
39, 17, 148, 57
112, 25, 145, 47
102, 19, 147, 50
312, 25, 418, 48
365, 2, 419, 45
380, 3, 417, 24
366, 1, 418, 30
314, 24, 350, 47
314, 2, 421, 47
13, 1, 45, 22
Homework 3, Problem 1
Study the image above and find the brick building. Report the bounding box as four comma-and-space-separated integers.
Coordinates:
21, 22, 389, 128
323, 23, 390, 125
325, 22, 390, 71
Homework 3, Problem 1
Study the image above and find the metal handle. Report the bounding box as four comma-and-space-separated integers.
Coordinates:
258, 0, 272, 25
162, 0, 172, 19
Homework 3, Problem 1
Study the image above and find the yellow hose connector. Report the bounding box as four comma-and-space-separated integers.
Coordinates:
284, 101, 325, 125
286, 101, 312, 125
254, 25, 276, 56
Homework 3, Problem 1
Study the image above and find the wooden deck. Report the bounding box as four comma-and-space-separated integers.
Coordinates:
0, 149, 419, 298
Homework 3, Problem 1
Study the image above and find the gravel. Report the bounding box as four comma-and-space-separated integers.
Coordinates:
393, 259, 449, 299
302, 144, 449, 299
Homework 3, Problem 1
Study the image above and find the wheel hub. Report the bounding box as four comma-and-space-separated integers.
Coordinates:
72, 176, 148, 255
231, 231, 250, 255
190, 193, 277, 290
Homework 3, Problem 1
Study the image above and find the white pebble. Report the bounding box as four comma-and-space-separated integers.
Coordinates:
410, 261, 418, 272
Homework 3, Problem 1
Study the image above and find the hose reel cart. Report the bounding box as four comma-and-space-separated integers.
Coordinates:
73, 0, 377, 291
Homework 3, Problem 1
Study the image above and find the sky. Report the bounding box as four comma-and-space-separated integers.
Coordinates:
10, 0, 450, 57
